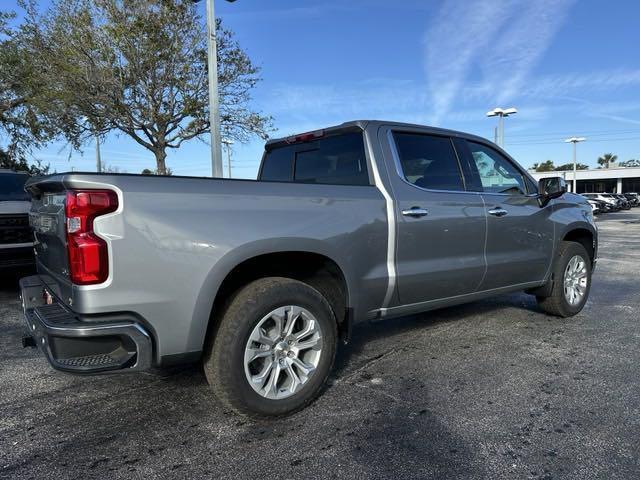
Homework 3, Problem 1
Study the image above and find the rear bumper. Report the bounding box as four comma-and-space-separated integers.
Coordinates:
19, 275, 152, 374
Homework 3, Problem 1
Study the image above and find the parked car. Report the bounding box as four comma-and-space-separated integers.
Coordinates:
582, 193, 620, 211
20, 121, 598, 417
611, 193, 632, 210
623, 192, 640, 206
0, 170, 35, 271
586, 199, 601, 215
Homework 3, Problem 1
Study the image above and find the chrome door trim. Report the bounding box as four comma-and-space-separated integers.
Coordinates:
365, 128, 396, 309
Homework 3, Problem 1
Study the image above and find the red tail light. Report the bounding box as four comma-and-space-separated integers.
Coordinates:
65, 190, 118, 285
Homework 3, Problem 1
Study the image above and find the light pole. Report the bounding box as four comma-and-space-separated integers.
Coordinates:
222, 137, 234, 178
486, 107, 517, 147
564, 137, 586, 193
194, 0, 237, 178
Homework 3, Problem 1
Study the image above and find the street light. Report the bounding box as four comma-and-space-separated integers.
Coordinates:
486, 107, 517, 147
564, 137, 586, 193
193, 0, 237, 178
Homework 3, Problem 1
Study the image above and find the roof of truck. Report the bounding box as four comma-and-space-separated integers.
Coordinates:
265, 120, 492, 148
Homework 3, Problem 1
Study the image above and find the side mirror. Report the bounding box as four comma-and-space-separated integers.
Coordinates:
538, 176, 567, 207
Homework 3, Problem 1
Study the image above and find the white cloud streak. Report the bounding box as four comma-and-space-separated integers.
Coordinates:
423, 0, 575, 124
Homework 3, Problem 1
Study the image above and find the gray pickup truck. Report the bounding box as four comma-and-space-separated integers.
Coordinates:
20, 120, 597, 416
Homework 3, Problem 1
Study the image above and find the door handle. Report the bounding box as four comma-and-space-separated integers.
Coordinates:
488, 207, 508, 217
402, 207, 429, 218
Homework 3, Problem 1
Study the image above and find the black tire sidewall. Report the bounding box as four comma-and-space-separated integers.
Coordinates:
216, 278, 337, 416
554, 243, 592, 316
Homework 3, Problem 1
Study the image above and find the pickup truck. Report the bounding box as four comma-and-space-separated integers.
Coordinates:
1, 170, 35, 271
20, 120, 597, 417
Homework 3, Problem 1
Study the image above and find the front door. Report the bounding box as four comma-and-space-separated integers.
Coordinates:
382, 130, 487, 305
461, 140, 555, 290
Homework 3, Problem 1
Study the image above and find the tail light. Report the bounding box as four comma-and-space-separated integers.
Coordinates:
65, 190, 118, 285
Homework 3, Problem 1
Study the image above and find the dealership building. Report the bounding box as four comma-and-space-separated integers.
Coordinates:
529, 166, 640, 194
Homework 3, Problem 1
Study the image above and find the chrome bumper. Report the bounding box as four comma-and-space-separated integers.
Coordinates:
20, 275, 152, 374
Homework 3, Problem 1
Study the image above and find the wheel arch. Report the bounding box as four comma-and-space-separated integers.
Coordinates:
190, 241, 354, 356
562, 226, 597, 265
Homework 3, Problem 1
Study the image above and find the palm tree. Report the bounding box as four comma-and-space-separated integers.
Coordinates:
597, 153, 617, 169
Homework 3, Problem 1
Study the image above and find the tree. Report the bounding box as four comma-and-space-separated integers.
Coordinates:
0, 148, 50, 175
619, 159, 640, 168
554, 163, 588, 171
597, 153, 617, 169
0, 7, 59, 167
532, 160, 555, 172
25, 0, 272, 174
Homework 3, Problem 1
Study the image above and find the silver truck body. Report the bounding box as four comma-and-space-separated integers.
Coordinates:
20, 120, 597, 372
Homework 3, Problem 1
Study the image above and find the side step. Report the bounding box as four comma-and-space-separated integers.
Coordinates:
57, 351, 135, 369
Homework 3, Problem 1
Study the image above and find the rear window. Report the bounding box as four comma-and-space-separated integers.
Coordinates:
393, 133, 465, 191
259, 132, 369, 186
0, 173, 30, 201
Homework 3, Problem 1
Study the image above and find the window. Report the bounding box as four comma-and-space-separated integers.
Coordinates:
467, 142, 527, 195
259, 146, 295, 182
393, 133, 465, 191
0, 173, 30, 202
259, 132, 369, 186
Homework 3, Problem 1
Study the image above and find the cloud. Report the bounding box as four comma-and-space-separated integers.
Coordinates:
423, 0, 575, 124
264, 79, 431, 133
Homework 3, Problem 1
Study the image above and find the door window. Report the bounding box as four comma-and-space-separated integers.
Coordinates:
393, 133, 465, 191
466, 141, 528, 195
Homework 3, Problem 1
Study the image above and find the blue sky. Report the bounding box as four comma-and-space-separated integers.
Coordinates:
7, 0, 640, 176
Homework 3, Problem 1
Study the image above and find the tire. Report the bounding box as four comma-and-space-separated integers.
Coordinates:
536, 241, 592, 318
204, 277, 338, 417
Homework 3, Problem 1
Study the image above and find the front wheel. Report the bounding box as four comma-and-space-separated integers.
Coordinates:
536, 241, 592, 317
204, 277, 338, 417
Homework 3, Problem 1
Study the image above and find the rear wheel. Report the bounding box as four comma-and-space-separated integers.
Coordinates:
536, 241, 592, 317
204, 277, 337, 417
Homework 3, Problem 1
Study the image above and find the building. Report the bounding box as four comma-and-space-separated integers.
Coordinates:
529, 166, 640, 194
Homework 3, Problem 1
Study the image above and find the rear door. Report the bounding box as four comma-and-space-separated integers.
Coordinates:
459, 140, 554, 290
380, 128, 487, 305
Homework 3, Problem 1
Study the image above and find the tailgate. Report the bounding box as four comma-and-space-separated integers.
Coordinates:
26, 178, 72, 302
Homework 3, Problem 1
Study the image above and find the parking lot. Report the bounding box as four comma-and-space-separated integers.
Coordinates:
1, 212, 639, 480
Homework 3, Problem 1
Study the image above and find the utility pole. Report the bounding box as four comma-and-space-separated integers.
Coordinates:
222, 138, 234, 178
95, 133, 102, 173
486, 107, 517, 147
564, 137, 586, 193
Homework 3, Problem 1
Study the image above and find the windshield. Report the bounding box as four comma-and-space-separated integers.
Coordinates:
0, 173, 30, 201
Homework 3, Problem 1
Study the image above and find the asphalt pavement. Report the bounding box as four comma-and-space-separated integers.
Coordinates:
1, 212, 639, 480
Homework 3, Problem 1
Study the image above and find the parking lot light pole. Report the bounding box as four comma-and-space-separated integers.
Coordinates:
565, 137, 586, 193
194, 0, 237, 178
486, 107, 517, 147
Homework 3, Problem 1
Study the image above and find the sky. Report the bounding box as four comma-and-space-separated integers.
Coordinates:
6, 0, 640, 177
